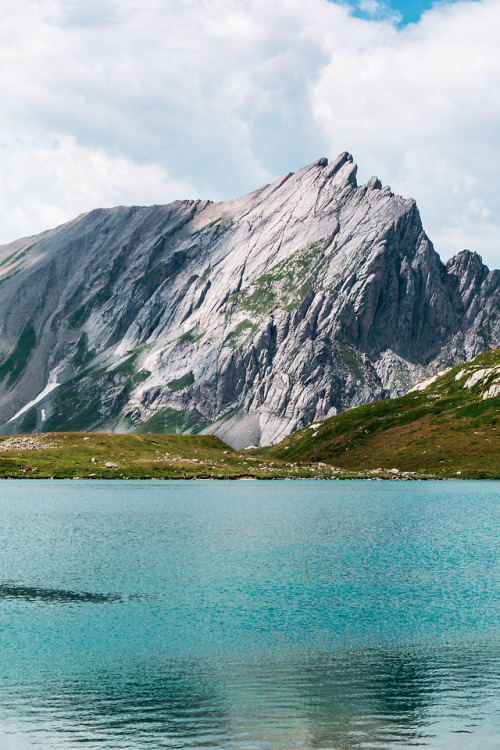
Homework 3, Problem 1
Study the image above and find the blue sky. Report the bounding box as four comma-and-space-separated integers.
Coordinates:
351, 0, 462, 23
385, 0, 433, 20
390, 0, 443, 22
0, 0, 497, 268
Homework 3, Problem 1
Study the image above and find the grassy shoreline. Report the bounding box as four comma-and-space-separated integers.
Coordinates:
0, 431, 497, 481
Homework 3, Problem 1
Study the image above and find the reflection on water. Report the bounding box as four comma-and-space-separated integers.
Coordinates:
0, 479, 498, 749
2, 645, 499, 749
0, 582, 121, 604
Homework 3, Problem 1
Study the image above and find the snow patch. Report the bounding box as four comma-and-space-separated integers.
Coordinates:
8, 367, 62, 423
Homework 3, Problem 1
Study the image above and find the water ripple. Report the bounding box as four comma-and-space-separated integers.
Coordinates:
0, 480, 498, 748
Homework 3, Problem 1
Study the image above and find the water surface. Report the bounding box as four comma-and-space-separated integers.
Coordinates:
0, 480, 498, 748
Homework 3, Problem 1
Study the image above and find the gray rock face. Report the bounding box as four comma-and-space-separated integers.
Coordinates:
0, 153, 498, 447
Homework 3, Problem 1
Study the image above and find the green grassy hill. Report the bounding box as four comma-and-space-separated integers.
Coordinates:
265, 348, 500, 478
0, 431, 345, 480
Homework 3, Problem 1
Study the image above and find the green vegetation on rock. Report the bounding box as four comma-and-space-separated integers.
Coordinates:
42, 352, 150, 432
228, 240, 325, 318
44, 392, 102, 433
0, 323, 36, 387
11, 342, 155, 435
73, 334, 96, 368
167, 372, 195, 391
133, 370, 151, 384
195, 267, 211, 287
133, 263, 167, 287
106, 353, 151, 385
20, 407, 37, 433
0, 244, 32, 270
68, 280, 115, 329
339, 343, 366, 383
225, 320, 258, 348
136, 406, 208, 434
68, 304, 90, 329
178, 327, 205, 345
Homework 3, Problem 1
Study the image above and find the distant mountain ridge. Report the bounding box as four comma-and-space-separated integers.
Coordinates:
0, 152, 498, 446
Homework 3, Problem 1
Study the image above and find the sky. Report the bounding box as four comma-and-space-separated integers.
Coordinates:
0, 0, 498, 267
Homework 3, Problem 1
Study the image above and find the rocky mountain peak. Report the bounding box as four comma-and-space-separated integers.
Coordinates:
446, 249, 488, 279
0, 153, 497, 447
366, 176, 382, 190
445, 249, 490, 322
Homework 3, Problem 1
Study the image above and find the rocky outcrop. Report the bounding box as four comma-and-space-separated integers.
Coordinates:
0, 153, 498, 446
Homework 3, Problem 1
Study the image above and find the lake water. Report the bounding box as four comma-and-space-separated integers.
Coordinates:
0, 479, 499, 749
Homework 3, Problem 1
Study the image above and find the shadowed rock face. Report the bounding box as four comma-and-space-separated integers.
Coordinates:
0, 153, 498, 447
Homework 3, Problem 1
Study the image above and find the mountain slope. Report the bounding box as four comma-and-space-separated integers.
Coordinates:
266, 349, 500, 478
0, 153, 499, 447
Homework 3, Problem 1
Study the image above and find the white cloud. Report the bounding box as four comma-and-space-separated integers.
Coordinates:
313, 0, 500, 267
0, 135, 194, 243
0, 0, 498, 269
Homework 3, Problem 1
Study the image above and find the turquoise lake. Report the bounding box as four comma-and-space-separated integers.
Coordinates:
0, 479, 499, 749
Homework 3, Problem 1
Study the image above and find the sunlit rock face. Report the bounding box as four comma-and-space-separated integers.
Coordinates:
0, 153, 498, 447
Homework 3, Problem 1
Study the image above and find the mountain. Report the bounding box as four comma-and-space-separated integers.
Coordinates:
265, 348, 500, 478
0, 152, 498, 447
